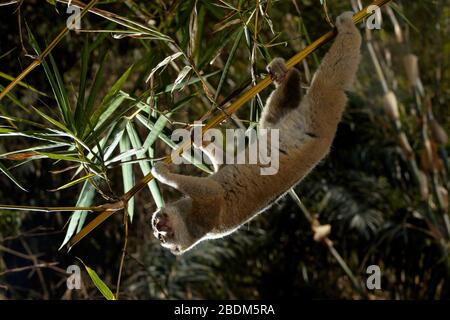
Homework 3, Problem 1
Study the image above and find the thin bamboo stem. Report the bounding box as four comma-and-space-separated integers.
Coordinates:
115, 209, 129, 299
0, 204, 103, 212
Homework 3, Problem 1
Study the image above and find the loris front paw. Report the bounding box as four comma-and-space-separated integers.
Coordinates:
151, 207, 193, 255
336, 11, 356, 32
267, 57, 288, 86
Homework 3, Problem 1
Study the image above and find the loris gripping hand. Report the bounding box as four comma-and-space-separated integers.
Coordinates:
151, 12, 362, 255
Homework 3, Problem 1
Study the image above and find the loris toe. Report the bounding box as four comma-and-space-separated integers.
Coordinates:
336, 12, 355, 31
267, 57, 288, 85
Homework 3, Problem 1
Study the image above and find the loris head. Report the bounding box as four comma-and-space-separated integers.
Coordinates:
151, 198, 200, 255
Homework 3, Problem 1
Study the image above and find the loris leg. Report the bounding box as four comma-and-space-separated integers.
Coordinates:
260, 58, 302, 129
304, 12, 362, 134
151, 162, 223, 198
309, 12, 361, 92
192, 134, 224, 173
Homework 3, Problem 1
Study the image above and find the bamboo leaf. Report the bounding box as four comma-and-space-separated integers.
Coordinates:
86, 91, 131, 142
105, 147, 143, 166
51, 173, 96, 192
49, 54, 73, 128
27, 27, 73, 127
103, 125, 126, 161
78, 260, 116, 300
30, 106, 72, 134
146, 52, 183, 82
81, 52, 108, 133
119, 134, 135, 221
171, 66, 192, 93
37, 151, 89, 164
163, 70, 220, 93
0, 161, 27, 192
126, 122, 164, 208
95, 65, 133, 119
74, 39, 90, 128
215, 28, 243, 101
135, 114, 212, 174
60, 181, 96, 249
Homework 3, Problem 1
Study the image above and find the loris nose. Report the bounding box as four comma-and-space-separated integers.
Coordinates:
156, 215, 170, 232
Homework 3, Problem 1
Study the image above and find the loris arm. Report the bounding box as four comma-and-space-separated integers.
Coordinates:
308, 13, 362, 93
304, 12, 362, 135
151, 162, 223, 198
194, 140, 223, 173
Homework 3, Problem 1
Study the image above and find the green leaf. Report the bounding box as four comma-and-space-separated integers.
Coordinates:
37, 151, 89, 164
0, 85, 28, 112
87, 65, 133, 137
390, 3, 420, 33
119, 134, 135, 221
85, 91, 131, 143
0, 143, 67, 159
60, 181, 96, 249
0, 161, 27, 192
126, 122, 164, 208
215, 28, 243, 101
135, 114, 212, 174
105, 147, 143, 166
141, 113, 171, 152
30, 106, 71, 134
103, 125, 126, 161
0, 130, 71, 145
78, 260, 116, 300
74, 39, 90, 128
81, 52, 108, 133
27, 26, 73, 128
49, 54, 73, 128
51, 173, 96, 192
163, 70, 220, 93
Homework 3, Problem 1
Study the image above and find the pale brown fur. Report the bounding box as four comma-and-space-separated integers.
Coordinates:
151, 12, 362, 254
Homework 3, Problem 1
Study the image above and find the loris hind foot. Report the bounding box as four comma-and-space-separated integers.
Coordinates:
335, 11, 356, 33
267, 58, 288, 86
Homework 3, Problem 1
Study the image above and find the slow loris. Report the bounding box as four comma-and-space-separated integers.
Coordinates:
150, 12, 362, 254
